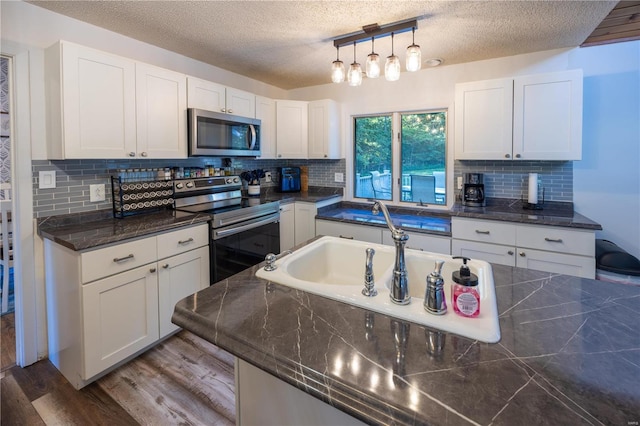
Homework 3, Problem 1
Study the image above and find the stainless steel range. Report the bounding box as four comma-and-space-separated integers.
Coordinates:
173, 176, 280, 284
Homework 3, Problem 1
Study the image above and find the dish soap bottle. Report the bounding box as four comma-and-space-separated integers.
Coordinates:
451, 256, 480, 318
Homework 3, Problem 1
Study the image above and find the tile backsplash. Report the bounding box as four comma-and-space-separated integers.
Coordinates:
32, 158, 571, 218
32, 158, 346, 218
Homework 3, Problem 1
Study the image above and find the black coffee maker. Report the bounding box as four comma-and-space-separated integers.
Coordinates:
463, 173, 486, 207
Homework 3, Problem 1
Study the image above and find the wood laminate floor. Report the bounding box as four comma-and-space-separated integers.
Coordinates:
1, 330, 236, 425
1, 312, 16, 372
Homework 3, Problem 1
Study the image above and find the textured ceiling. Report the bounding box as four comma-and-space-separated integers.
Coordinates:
27, 1, 618, 90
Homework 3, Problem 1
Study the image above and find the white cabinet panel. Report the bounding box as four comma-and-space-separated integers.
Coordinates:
316, 220, 382, 244
157, 223, 209, 260
516, 248, 595, 277
294, 202, 317, 245
308, 99, 341, 159
276, 100, 308, 159
81, 236, 157, 283
279, 203, 295, 251
451, 217, 516, 246
383, 230, 451, 255
516, 224, 594, 257
256, 96, 277, 159
226, 87, 255, 118
82, 264, 159, 379
158, 246, 210, 338
451, 239, 516, 267
187, 77, 225, 112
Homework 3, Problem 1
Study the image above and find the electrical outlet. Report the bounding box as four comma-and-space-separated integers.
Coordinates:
90, 184, 105, 202
457, 176, 463, 190
334, 172, 344, 183
265, 172, 272, 183
39, 170, 56, 189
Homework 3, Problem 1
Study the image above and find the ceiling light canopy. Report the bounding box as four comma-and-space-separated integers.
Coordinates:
331, 17, 422, 85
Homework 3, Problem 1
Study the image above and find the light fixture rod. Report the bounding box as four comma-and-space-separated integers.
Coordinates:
333, 19, 418, 48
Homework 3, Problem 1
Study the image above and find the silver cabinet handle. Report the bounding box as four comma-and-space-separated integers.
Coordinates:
150, 267, 156, 273
475, 230, 490, 235
544, 237, 563, 243
519, 251, 526, 257
178, 237, 194, 245
508, 250, 514, 255
113, 254, 134, 263
339, 235, 354, 240
515, 154, 521, 158
221, 108, 226, 113
162, 264, 169, 269
324, 154, 328, 158
128, 152, 135, 157
228, 109, 233, 114
505, 154, 511, 158
140, 152, 148, 157
407, 246, 424, 251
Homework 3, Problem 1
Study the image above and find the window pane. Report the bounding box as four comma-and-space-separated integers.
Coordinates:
401, 112, 447, 205
354, 115, 392, 200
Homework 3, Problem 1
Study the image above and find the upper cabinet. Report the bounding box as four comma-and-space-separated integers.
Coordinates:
455, 70, 583, 161
308, 99, 341, 159
45, 41, 187, 159
276, 100, 309, 159
187, 77, 255, 118
255, 95, 277, 159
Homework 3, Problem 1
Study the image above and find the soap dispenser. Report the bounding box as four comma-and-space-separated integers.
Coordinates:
451, 256, 480, 317
424, 260, 447, 315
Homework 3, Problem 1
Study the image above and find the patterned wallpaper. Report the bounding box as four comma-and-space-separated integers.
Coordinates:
0, 56, 10, 198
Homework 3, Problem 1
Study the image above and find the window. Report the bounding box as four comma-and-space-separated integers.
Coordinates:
353, 110, 447, 206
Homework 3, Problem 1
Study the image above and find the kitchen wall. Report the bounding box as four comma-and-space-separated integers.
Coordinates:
32, 158, 346, 218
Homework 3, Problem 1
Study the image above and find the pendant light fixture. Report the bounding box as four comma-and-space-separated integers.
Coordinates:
331, 46, 345, 83
347, 41, 363, 86
365, 37, 380, 78
385, 32, 401, 81
405, 26, 422, 72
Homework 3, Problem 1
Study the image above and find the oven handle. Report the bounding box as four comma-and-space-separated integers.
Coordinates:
214, 213, 278, 239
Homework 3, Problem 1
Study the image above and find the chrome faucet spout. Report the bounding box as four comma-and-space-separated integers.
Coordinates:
372, 201, 411, 305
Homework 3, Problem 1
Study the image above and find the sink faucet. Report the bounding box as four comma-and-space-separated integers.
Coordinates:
372, 201, 410, 305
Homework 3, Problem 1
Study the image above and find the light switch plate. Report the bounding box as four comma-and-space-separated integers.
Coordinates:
39, 170, 56, 189
90, 184, 106, 202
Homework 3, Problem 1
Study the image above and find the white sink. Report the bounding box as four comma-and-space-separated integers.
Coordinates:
256, 236, 500, 343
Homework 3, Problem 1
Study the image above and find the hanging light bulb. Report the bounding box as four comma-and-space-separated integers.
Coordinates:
347, 41, 362, 86
365, 37, 380, 78
405, 27, 422, 72
331, 46, 345, 83
385, 32, 401, 81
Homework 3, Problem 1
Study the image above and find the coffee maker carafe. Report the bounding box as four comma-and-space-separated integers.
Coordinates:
463, 173, 486, 207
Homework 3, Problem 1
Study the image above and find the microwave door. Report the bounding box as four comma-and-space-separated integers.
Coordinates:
198, 116, 228, 149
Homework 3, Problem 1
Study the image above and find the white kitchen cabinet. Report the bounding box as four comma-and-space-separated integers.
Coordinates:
45, 223, 210, 389
382, 230, 451, 255
294, 202, 317, 245
45, 41, 137, 159
187, 77, 255, 118
308, 99, 341, 159
455, 70, 583, 160
276, 100, 308, 158
451, 217, 595, 278
279, 202, 296, 251
46, 41, 188, 159
135, 63, 187, 158
256, 95, 277, 159
316, 219, 383, 244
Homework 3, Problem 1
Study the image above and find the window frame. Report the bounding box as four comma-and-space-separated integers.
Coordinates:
350, 108, 451, 209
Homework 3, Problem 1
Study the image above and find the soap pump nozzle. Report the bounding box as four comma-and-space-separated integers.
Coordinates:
452, 256, 478, 286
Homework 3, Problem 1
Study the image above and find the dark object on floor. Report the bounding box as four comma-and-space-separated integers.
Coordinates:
596, 239, 640, 276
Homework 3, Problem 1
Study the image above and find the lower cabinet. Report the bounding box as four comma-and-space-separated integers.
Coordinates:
279, 203, 295, 251
316, 219, 382, 244
451, 217, 595, 278
45, 223, 210, 389
383, 230, 451, 255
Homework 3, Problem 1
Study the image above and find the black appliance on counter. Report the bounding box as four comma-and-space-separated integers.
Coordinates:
172, 176, 280, 284
278, 167, 301, 193
463, 173, 486, 207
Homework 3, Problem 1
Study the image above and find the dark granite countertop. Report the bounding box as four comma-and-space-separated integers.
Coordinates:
37, 209, 212, 251
173, 244, 639, 425
260, 185, 344, 204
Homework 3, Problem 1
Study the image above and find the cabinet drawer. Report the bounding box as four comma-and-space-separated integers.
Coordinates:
383, 231, 451, 255
316, 220, 382, 244
81, 236, 157, 283
517, 225, 594, 256
157, 224, 209, 259
452, 239, 516, 267
452, 218, 516, 246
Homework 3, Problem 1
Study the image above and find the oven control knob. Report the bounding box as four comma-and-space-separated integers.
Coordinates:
226, 178, 233, 184
175, 182, 184, 190
233, 177, 240, 183
186, 181, 194, 188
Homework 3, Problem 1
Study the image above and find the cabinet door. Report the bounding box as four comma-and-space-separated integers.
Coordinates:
136, 63, 187, 158
276, 100, 308, 159
158, 246, 210, 338
308, 99, 341, 159
294, 202, 317, 245
513, 70, 582, 160
384, 231, 451, 255
279, 203, 295, 251
256, 96, 277, 159
226, 87, 255, 118
59, 42, 137, 159
516, 248, 595, 279
316, 220, 383, 244
186, 77, 226, 112
82, 264, 159, 379
454, 78, 513, 160
451, 239, 516, 267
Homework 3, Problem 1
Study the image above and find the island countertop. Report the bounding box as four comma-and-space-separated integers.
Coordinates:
172, 245, 639, 425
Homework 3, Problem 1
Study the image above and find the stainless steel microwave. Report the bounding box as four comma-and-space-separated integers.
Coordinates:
188, 108, 261, 157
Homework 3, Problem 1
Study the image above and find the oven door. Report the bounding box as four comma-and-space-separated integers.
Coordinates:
211, 213, 280, 283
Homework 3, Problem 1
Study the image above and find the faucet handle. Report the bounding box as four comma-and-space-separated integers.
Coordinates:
362, 248, 378, 297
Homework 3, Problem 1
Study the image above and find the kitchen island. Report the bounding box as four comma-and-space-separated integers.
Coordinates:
172, 240, 639, 425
